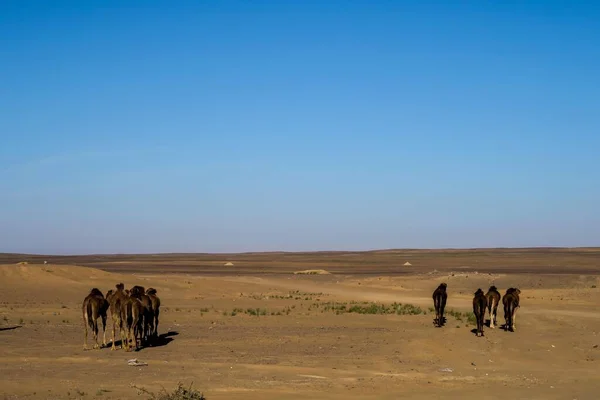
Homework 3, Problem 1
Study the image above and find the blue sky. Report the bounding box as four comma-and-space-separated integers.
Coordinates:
1, 1, 599, 254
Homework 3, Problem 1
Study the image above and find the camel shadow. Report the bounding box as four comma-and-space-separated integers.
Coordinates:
470, 328, 485, 337
107, 331, 179, 351
0, 325, 22, 332
148, 330, 179, 348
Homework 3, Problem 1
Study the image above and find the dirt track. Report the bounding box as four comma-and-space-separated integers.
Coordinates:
1, 249, 599, 399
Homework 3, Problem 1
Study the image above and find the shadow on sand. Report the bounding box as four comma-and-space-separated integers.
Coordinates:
107, 330, 179, 351
149, 330, 179, 348
470, 328, 488, 337
0, 325, 22, 332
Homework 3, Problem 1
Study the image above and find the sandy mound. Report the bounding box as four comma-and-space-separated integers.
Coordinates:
0, 264, 114, 285
0, 264, 127, 303
293, 269, 331, 275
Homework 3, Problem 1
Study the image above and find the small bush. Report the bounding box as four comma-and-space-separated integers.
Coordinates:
446, 309, 464, 322
465, 312, 477, 325
134, 382, 206, 400
244, 308, 267, 316
318, 301, 423, 315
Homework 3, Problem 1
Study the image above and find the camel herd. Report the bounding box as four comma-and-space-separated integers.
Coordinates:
432, 283, 521, 337
82, 283, 161, 351
82, 281, 520, 351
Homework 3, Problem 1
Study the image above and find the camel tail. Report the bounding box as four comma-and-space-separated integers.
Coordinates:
84, 301, 94, 328
506, 301, 514, 327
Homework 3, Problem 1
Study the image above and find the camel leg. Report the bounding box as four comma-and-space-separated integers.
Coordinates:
490, 309, 495, 329
111, 318, 118, 351
133, 324, 139, 351
118, 319, 125, 349
83, 322, 89, 350
493, 306, 498, 328
124, 327, 131, 352
101, 315, 107, 348
154, 311, 159, 337
134, 320, 141, 350
128, 328, 133, 351
512, 309, 517, 331
92, 319, 100, 349
121, 326, 126, 349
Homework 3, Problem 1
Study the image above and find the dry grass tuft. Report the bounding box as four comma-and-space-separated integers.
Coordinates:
133, 383, 206, 400
293, 269, 330, 275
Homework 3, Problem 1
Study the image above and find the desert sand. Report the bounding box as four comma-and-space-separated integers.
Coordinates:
1, 249, 599, 399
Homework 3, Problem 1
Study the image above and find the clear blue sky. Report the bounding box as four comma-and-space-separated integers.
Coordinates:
1, 1, 598, 254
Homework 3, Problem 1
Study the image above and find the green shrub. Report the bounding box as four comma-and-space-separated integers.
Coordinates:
134, 383, 206, 400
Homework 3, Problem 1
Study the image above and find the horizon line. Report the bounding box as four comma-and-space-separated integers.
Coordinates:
2, 245, 599, 257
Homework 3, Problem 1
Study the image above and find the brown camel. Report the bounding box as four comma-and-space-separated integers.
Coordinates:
130, 285, 146, 297
146, 288, 161, 338
473, 288, 487, 337
502, 288, 521, 332
485, 285, 501, 329
129, 285, 154, 344
432, 283, 448, 327
121, 293, 145, 352
105, 283, 128, 350
121, 286, 145, 351
82, 288, 109, 350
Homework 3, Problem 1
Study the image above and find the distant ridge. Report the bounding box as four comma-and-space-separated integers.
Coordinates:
1, 246, 599, 258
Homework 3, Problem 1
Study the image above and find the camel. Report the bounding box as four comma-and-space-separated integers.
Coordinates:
121, 293, 145, 351
502, 288, 521, 332
485, 285, 501, 328
130, 285, 146, 297
128, 285, 154, 344
473, 288, 487, 337
82, 288, 109, 350
432, 283, 448, 327
146, 288, 161, 338
105, 283, 128, 350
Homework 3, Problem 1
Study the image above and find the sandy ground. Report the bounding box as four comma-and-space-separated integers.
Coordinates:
1, 256, 599, 399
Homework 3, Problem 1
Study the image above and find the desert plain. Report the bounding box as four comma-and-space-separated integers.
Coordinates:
0, 248, 599, 399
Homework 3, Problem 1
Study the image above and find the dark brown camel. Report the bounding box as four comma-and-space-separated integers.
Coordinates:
473, 288, 487, 337
502, 288, 521, 332
432, 283, 448, 327
129, 285, 154, 344
146, 288, 161, 338
105, 283, 128, 350
121, 293, 145, 352
485, 285, 501, 329
82, 288, 109, 350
